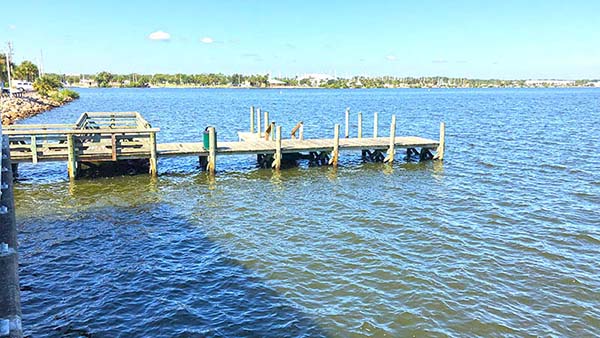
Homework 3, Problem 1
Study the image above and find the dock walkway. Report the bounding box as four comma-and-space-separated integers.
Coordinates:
2, 107, 445, 178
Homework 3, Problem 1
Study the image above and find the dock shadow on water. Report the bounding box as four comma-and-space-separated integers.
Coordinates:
16, 180, 327, 337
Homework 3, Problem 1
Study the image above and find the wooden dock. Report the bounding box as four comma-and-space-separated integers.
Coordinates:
2, 107, 445, 178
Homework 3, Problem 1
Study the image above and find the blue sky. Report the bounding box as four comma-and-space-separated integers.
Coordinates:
2, 0, 599, 79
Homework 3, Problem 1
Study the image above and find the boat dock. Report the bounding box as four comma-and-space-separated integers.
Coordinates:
2, 107, 445, 179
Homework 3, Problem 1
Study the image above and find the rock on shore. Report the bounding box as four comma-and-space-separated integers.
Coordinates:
1, 93, 75, 125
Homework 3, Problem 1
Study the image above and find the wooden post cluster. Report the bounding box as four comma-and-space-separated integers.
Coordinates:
434, 122, 445, 160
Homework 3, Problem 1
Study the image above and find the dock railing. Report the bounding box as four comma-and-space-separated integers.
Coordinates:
3, 112, 160, 178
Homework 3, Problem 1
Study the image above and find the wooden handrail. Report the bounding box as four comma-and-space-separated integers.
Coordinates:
3, 128, 160, 135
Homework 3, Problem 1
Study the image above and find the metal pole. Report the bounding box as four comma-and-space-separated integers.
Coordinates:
6, 42, 13, 98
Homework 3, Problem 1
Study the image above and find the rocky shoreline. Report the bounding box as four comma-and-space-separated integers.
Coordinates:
1, 93, 75, 125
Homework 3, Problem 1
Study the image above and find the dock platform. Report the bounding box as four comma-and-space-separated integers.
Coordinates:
2, 107, 445, 178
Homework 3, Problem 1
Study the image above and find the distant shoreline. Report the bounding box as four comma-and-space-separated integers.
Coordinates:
68, 84, 600, 89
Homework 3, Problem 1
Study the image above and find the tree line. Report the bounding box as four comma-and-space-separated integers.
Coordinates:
2, 57, 597, 89
0, 54, 40, 83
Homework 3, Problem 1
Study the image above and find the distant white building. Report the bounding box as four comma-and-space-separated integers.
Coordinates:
268, 78, 286, 86
298, 73, 336, 86
525, 79, 575, 86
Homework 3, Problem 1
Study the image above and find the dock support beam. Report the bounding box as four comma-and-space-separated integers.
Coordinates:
344, 107, 349, 138
329, 124, 340, 167
373, 112, 378, 138
250, 106, 255, 133
67, 134, 77, 179
149, 131, 158, 176
434, 122, 445, 160
384, 115, 396, 163
357, 112, 362, 138
207, 127, 216, 174
272, 126, 282, 170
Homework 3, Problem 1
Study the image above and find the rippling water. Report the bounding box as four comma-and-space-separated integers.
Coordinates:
14, 88, 600, 336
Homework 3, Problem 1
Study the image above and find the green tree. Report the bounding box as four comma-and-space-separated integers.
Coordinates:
14, 60, 39, 82
0, 53, 16, 84
33, 74, 63, 96
96, 71, 114, 87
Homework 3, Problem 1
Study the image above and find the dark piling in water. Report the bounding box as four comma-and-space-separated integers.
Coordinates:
0, 134, 22, 337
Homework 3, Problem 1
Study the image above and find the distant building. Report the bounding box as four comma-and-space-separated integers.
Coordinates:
268, 78, 286, 86
297, 73, 336, 86
524, 79, 575, 87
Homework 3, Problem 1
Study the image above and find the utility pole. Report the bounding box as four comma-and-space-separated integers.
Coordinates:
6, 42, 13, 98
39, 49, 44, 77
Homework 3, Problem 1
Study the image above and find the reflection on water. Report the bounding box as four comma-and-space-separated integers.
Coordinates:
15, 88, 600, 337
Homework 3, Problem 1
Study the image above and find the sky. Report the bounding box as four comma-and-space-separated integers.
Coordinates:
1, 0, 599, 79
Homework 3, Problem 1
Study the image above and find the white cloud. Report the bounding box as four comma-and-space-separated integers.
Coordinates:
148, 30, 171, 41
386, 55, 397, 61
200, 37, 214, 44
8, 24, 16, 30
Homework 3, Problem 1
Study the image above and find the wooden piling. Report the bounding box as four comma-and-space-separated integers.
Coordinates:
358, 112, 362, 138
330, 124, 340, 167
291, 121, 303, 139
299, 122, 304, 140
257, 108, 262, 136
67, 134, 77, 179
111, 133, 117, 161
373, 112, 378, 138
264, 111, 269, 135
264, 123, 273, 141
207, 127, 216, 174
250, 106, 255, 133
270, 122, 276, 141
273, 126, 282, 170
149, 131, 158, 176
385, 115, 396, 163
434, 122, 445, 160
30, 135, 37, 164
345, 107, 350, 138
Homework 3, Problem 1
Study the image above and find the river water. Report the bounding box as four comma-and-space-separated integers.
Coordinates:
13, 88, 600, 337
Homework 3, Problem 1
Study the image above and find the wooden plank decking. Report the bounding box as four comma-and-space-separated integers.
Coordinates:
157, 136, 439, 157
